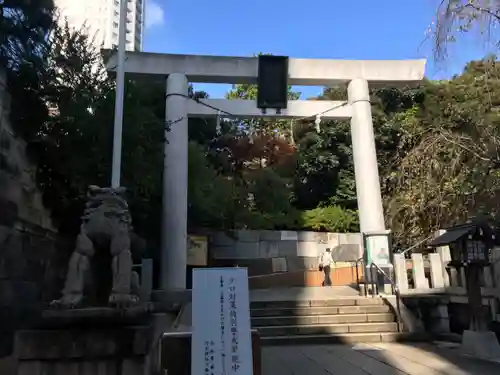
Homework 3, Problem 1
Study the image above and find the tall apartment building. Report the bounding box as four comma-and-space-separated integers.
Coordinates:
54, 0, 145, 51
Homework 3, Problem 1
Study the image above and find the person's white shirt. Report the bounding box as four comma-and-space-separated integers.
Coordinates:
319, 251, 333, 267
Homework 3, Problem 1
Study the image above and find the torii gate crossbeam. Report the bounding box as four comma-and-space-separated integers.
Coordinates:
106, 52, 426, 291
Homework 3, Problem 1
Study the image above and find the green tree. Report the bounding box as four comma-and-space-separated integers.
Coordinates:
14, 21, 166, 238
383, 58, 500, 246
14, 16, 500, 244
226, 83, 300, 138
2, 0, 55, 150
188, 141, 243, 230
0, 0, 54, 69
301, 205, 359, 232
293, 118, 353, 210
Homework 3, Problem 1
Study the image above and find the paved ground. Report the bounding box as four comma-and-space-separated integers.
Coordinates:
250, 286, 360, 301
262, 342, 500, 375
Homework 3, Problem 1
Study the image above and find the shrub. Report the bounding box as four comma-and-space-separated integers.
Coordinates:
301, 205, 359, 232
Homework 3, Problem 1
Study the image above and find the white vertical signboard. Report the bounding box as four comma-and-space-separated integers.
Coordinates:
192, 268, 253, 375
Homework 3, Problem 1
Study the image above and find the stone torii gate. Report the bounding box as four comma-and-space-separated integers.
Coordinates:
106, 52, 426, 291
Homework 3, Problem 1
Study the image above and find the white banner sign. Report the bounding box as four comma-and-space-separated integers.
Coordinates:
191, 268, 253, 375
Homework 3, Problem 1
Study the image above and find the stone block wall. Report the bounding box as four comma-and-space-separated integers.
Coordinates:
0, 70, 61, 357
209, 230, 363, 287
0, 74, 54, 231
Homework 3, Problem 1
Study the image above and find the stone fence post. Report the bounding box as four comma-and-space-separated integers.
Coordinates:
411, 253, 428, 289
393, 254, 408, 292
429, 253, 445, 288
434, 230, 451, 287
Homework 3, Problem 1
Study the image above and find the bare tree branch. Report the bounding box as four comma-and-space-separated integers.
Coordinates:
431, 0, 500, 63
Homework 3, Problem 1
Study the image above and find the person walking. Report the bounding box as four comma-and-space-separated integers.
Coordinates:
319, 248, 333, 287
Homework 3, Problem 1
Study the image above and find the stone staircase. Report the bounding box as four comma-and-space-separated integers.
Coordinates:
251, 296, 422, 345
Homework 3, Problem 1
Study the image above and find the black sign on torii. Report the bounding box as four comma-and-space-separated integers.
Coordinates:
257, 55, 289, 112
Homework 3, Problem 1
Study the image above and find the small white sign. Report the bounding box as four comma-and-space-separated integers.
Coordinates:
191, 268, 253, 375
187, 235, 208, 266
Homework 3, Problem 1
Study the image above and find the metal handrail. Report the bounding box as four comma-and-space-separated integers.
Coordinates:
399, 234, 434, 256
369, 262, 403, 333
355, 257, 366, 296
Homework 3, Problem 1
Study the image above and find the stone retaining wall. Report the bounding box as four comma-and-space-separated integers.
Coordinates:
209, 230, 363, 286
0, 70, 62, 357
248, 268, 365, 289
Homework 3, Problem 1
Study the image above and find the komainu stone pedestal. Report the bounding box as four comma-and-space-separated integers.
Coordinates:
14, 314, 151, 375
159, 330, 262, 375
461, 330, 500, 362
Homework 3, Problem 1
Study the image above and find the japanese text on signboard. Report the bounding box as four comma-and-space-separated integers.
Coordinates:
192, 268, 253, 375
229, 277, 240, 372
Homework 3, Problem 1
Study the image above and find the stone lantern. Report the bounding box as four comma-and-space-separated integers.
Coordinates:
429, 219, 500, 360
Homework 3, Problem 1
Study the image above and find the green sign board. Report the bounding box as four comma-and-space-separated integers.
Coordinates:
363, 231, 391, 266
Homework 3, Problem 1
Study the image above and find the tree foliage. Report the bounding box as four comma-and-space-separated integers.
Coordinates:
384, 59, 500, 246
6, 4, 500, 248
4, 16, 167, 239
0, 0, 55, 69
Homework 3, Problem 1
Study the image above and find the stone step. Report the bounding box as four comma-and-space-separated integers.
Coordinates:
252, 313, 395, 327
250, 297, 385, 310
257, 322, 398, 337
251, 304, 391, 317
260, 332, 430, 346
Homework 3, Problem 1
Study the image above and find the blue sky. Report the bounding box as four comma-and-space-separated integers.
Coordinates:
143, 0, 493, 99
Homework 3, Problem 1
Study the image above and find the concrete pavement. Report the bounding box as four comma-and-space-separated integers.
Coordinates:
261, 342, 500, 375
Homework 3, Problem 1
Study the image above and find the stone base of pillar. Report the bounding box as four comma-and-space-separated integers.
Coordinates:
14, 320, 152, 375
461, 330, 500, 362
382, 295, 425, 333
430, 305, 450, 333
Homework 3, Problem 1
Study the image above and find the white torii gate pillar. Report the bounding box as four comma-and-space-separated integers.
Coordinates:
348, 78, 389, 292
162, 73, 189, 290
348, 78, 385, 233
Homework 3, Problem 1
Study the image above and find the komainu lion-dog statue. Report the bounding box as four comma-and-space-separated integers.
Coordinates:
51, 185, 144, 309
